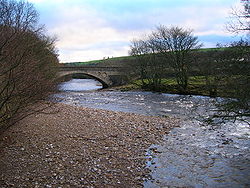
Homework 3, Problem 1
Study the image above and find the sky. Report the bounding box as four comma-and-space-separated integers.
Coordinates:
27, 0, 241, 62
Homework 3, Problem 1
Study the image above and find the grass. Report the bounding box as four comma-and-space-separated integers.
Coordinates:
115, 75, 248, 98
61, 47, 225, 66
191, 47, 226, 52
62, 55, 136, 66
60, 46, 248, 98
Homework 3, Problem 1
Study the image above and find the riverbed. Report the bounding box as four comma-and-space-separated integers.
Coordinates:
54, 79, 250, 187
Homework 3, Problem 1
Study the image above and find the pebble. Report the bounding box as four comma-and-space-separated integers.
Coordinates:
0, 103, 178, 187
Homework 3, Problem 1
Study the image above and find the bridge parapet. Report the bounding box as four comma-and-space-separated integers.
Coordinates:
59, 66, 129, 72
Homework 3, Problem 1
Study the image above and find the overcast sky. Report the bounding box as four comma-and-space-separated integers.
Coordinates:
28, 0, 240, 62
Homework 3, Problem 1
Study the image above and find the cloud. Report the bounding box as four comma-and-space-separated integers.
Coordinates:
33, 1, 144, 62
44, 6, 136, 62
28, 0, 240, 62
60, 42, 130, 62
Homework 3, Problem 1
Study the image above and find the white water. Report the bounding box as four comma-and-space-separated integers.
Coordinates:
144, 120, 250, 188
54, 79, 250, 187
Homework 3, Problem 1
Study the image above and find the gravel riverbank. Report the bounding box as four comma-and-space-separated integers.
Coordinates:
0, 103, 178, 187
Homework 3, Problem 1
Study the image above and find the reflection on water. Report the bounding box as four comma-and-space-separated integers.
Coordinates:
53, 79, 250, 187
58, 79, 102, 91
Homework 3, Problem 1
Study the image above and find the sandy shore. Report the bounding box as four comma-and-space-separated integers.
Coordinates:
0, 103, 178, 187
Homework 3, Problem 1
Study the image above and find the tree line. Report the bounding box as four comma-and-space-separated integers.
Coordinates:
129, 0, 250, 122
0, 0, 59, 132
129, 25, 202, 93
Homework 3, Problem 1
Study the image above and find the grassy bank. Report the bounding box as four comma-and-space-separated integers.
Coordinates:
113, 75, 249, 98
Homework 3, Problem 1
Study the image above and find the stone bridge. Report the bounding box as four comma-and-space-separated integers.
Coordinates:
58, 65, 130, 88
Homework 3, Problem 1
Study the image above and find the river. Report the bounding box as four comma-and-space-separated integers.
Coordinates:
54, 79, 250, 188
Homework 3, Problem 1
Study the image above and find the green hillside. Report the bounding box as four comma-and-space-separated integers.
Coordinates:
62, 55, 135, 66
62, 47, 224, 66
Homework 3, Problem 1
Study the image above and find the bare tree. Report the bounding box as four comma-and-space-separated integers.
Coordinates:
129, 39, 148, 86
0, 0, 39, 31
208, 0, 250, 124
195, 40, 250, 124
227, 0, 250, 34
153, 25, 202, 92
212, 40, 250, 123
129, 37, 166, 90
0, 0, 59, 132
129, 25, 202, 92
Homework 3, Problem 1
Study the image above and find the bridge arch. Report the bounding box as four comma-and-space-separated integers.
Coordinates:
58, 65, 130, 87
57, 71, 110, 88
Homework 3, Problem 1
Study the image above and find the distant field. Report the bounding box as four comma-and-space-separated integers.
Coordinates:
62, 55, 135, 66
62, 47, 224, 66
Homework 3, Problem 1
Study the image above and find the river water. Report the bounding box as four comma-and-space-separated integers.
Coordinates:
55, 79, 250, 188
